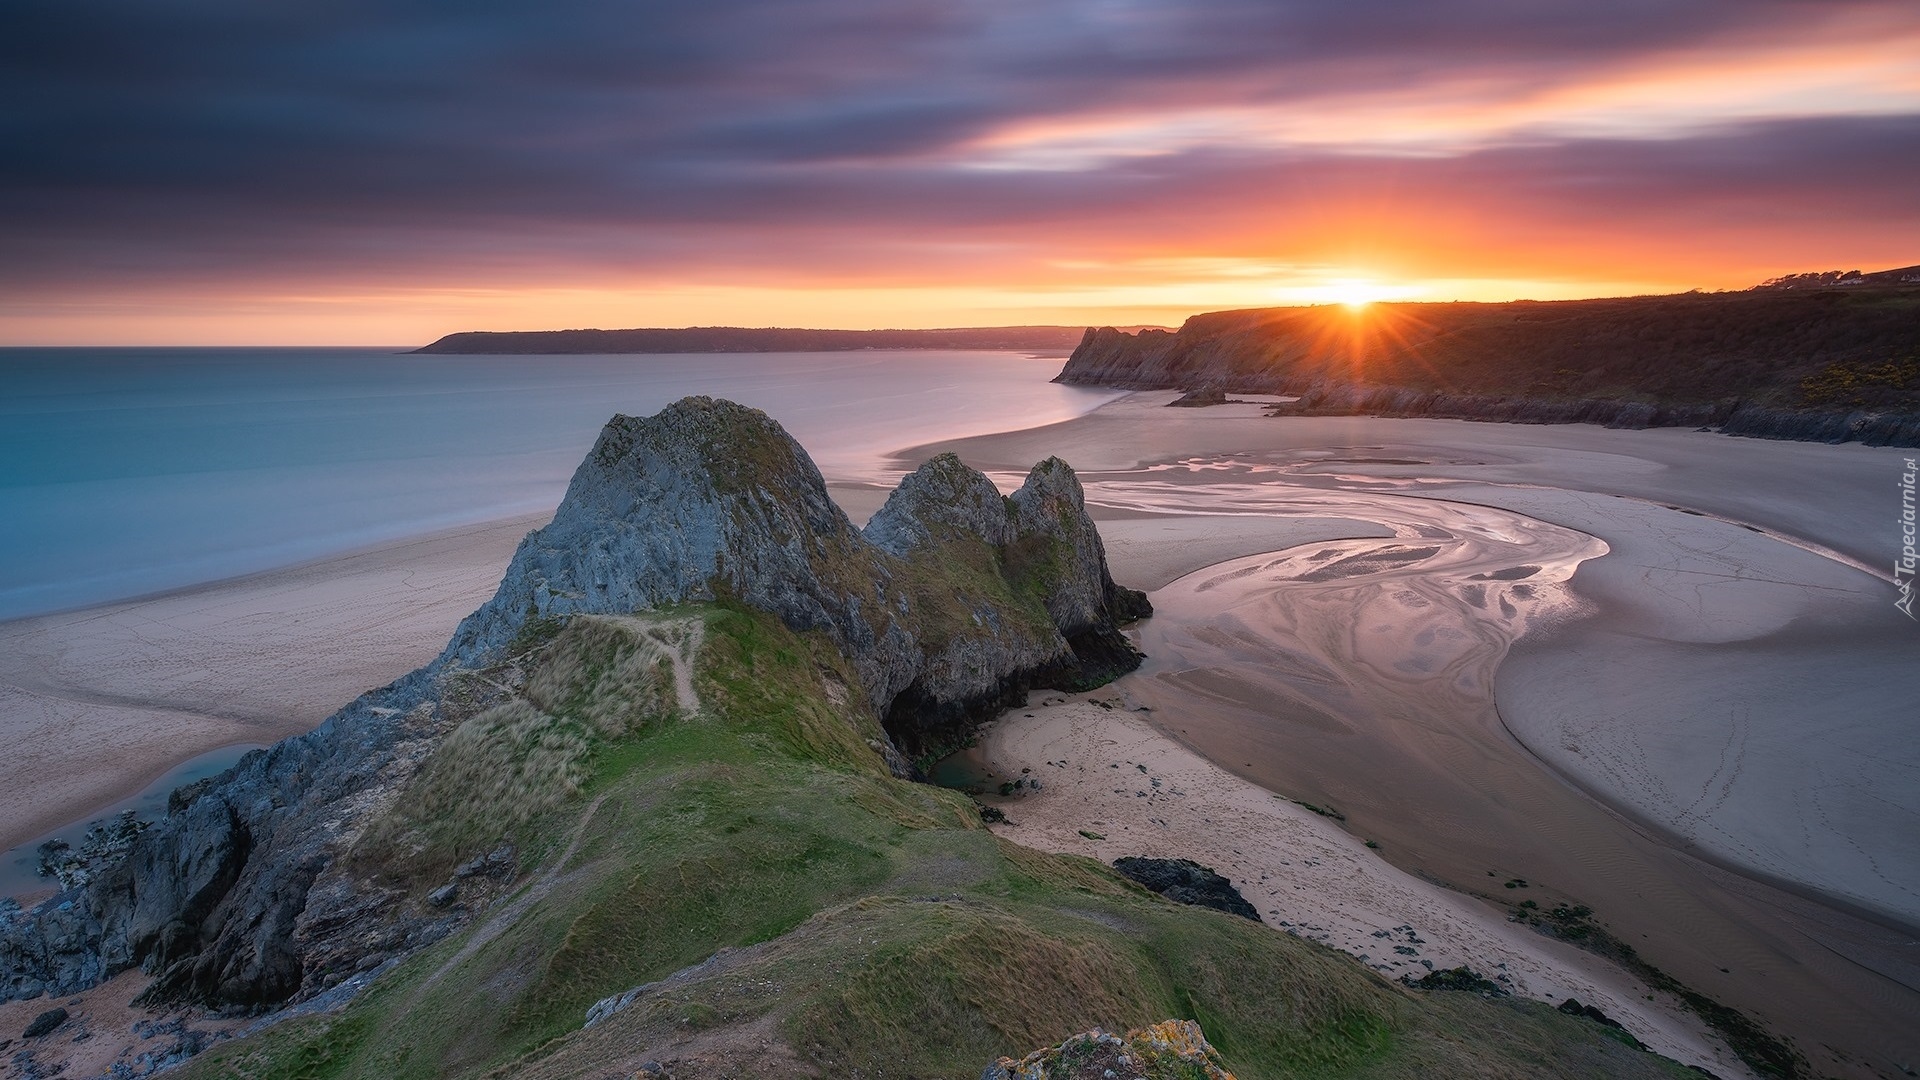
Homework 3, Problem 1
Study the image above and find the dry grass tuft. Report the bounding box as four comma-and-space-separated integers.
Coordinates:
357, 615, 694, 880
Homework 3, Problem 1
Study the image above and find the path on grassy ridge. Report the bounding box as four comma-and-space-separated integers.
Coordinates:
417, 792, 611, 994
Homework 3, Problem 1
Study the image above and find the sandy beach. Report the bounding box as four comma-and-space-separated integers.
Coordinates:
0, 513, 547, 856
922, 393, 1918, 1079
960, 693, 1755, 1078
2, 391, 1913, 1076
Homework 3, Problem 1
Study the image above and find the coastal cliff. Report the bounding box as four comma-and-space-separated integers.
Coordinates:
0, 398, 1146, 1012
0, 399, 1713, 1079
1057, 280, 1920, 447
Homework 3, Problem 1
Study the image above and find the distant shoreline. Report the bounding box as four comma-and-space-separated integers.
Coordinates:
413, 325, 1147, 354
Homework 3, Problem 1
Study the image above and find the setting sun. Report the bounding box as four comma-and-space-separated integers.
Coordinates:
1275, 277, 1419, 311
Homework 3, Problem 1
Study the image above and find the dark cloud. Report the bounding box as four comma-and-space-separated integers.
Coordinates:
1, 0, 1913, 292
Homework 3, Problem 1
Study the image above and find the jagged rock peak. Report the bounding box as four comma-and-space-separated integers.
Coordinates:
865, 452, 1015, 555
1007, 456, 1150, 635
440, 396, 878, 671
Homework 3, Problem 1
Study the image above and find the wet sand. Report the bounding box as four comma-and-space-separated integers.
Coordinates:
918, 394, 1919, 1079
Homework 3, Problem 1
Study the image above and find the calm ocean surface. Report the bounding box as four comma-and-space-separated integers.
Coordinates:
0, 348, 1120, 621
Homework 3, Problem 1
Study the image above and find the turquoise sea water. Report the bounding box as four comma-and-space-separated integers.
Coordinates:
0, 348, 1118, 621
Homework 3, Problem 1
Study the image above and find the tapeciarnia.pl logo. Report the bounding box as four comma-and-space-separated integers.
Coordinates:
1899, 457, 1917, 619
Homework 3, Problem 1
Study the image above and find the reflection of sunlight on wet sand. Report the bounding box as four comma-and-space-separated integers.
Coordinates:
1102, 467, 1610, 811
1070, 453, 1919, 1080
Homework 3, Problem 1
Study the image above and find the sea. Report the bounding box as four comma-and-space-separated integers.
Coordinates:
0, 347, 1122, 622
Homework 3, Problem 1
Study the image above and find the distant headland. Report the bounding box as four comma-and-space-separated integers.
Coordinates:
412, 325, 1167, 354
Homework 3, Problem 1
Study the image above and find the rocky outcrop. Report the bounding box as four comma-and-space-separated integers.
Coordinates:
439, 397, 920, 713
981, 1020, 1237, 1080
864, 453, 1016, 555
0, 398, 1147, 1014
1717, 403, 1920, 445
863, 452, 1149, 759
1269, 385, 1920, 445
1007, 458, 1152, 637
1558, 997, 1641, 1047
1111, 858, 1260, 922
1167, 386, 1228, 407
1272, 384, 1722, 430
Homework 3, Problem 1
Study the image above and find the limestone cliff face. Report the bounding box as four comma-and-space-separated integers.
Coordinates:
0, 398, 1147, 1012
1006, 457, 1152, 636
862, 452, 1150, 756
441, 397, 920, 715
864, 452, 1015, 554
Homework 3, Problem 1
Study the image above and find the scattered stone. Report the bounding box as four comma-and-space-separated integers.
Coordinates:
1291, 799, 1345, 821
11, 1048, 54, 1080
116, 1017, 216, 1076
981, 1019, 1235, 1080
1111, 858, 1260, 922
454, 844, 518, 880
427, 884, 458, 907
21, 1007, 67, 1039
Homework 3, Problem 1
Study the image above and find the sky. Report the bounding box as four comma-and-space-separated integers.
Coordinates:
3, 0, 1918, 344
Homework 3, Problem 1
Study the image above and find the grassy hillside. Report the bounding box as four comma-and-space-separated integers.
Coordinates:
179, 608, 1702, 1079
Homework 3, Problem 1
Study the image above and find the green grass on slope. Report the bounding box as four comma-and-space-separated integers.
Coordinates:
178, 606, 1701, 1080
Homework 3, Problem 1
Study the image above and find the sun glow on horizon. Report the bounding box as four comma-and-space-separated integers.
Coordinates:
1276, 278, 1422, 311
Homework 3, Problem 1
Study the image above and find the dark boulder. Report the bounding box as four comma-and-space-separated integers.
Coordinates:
1404, 966, 1509, 996
1112, 857, 1260, 922
21, 1008, 66, 1039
